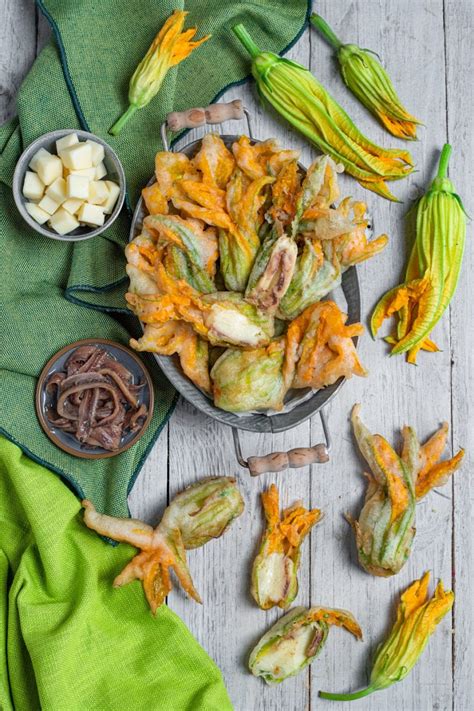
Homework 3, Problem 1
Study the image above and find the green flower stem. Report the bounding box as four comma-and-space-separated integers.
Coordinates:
232, 23, 261, 59
310, 14, 343, 50
319, 686, 376, 701
437, 143, 452, 180
109, 104, 138, 136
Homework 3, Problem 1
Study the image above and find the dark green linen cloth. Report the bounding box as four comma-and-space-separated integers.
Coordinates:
0, 0, 311, 517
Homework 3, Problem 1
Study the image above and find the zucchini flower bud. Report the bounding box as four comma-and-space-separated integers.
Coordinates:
250, 605, 362, 684
82, 477, 244, 614
348, 405, 464, 577
311, 14, 421, 140
232, 24, 413, 201
371, 144, 467, 363
109, 11, 209, 135
320, 572, 453, 700
251, 484, 323, 610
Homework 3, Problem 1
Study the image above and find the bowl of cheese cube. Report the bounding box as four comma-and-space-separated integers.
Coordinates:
13, 129, 125, 240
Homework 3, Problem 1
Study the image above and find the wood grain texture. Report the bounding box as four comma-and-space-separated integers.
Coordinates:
1, 1, 472, 710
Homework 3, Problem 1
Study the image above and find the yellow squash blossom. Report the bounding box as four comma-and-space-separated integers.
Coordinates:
320, 572, 454, 700
311, 14, 421, 140
232, 23, 413, 201
109, 11, 209, 135
371, 144, 466, 363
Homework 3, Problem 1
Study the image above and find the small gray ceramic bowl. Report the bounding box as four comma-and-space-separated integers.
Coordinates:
12, 129, 126, 241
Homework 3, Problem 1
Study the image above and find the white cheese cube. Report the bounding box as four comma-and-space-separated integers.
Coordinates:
25, 202, 50, 225
23, 171, 45, 201
62, 198, 84, 215
35, 153, 63, 186
85, 139, 105, 167
49, 207, 80, 235
29, 147, 51, 172
45, 177, 67, 205
67, 174, 90, 200
89, 180, 109, 205
95, 161, 107, 180
102, 180, 121, 214
69, 167, 96, 180
60, 142, 93, 170
38, 194, 60, 215
77, 203, 105, 227
56, 133, 79, 153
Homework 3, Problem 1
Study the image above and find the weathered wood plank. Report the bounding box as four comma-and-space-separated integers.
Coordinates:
0, 0, 37, 123
445, 2, 474, 710
309, 2, 454, 710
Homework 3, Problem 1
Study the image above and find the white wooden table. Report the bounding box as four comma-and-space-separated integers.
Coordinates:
2, 2, 473, 709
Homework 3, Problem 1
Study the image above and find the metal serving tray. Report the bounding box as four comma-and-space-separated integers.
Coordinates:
129, 102, 361, 475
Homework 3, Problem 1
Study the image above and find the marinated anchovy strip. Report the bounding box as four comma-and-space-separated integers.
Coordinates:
249, 605, 362, 684
82, 477, 244, 614
251, 484, 322, 610
348, 405, 464, 576
45, 346, 148, 450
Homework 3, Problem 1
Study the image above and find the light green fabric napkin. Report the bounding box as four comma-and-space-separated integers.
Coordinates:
0, 437, 233, 711
0, 0, 311, 517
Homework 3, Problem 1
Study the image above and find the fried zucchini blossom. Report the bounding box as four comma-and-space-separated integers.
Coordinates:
250, 606, 362, 684
251, 484, 323, 610
320, 572, 454, 700
311, 14, 421, 140
82, 477, 244, 614
348, 405, 464, 577
109, 11, 209, 135
371, 144, 467, 363
232, 24, 413, 200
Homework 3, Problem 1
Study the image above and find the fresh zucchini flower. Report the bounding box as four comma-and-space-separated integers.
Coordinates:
348, 405, 464, 577
311, 14, 421, 140
232, 24, 413, 201
109, 11, 209, 135
251, 484, 323, 610
371, 144, 467, 363
82, 477, 244, 614
250, 605, 362, 684
320, 572, 453, 700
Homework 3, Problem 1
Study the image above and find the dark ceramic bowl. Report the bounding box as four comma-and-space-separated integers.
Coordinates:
35, 338, 154, 459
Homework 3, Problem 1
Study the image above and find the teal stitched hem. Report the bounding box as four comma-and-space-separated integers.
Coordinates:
35, 1, 90, 131
65, 276, 131, 315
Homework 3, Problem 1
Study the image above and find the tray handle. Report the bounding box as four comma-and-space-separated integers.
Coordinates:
233, 410, 330, 477
167, 100, 244, 131
161, 99, 253, 150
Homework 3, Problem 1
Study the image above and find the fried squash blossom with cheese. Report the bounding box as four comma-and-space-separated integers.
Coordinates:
125, 134, 388, 412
